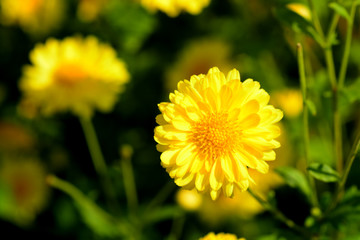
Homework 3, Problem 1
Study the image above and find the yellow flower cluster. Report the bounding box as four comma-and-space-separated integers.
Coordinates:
140, 0, 210, 17
0, 0, 65, 36
154, 67, 283, 200
19, 36, 130, 119
200, 232, 245, 240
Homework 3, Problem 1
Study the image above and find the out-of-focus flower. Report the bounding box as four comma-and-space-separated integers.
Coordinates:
0, 121, 35, 152
166, 39, 233, 92
77, 0, 108, 22
271, 89, 303, 118
286, 3, 311, 21
176, 189, 203, 211
154, 67, 283, 200
200, 232, 245, 240
0, 158, 49, 226
19, 36, 130, 119
140, 0, 210, 17
0, 0, 65, 36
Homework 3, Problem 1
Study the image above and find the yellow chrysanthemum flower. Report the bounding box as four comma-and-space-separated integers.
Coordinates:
166, 39, 233, 93
200, 232, 245, 240
19, 36, 130, 118
140, 0, 210, 17
154, 67, 283, 200
0, 158, 49, 226
0, 0, 65, 36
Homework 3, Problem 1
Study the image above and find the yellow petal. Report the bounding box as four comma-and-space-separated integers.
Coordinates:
221, 155, 235, 182
239, 113, 260, 129
176, 144, 196, 166
160, 148, 180, 167
210, 189, 220, 200
175, 173, 195, 187
226, 68, 240, 81
209, 161, 223, 191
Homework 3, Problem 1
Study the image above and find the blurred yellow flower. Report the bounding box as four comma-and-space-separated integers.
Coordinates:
0, 158, 49, 226
166, 39, 233, 92
176, 189, 203, 211
154, 67, 283, 200
286, 3, 311, 21
140, 0, 210, 17
19, 36, 130, 118
272, 89, 303, 118
0, 0, 65, 36
200, 232, 245, 240
77, 0, 108, 22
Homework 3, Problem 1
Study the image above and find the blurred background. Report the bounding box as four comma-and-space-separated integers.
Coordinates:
1, 0, 360, 239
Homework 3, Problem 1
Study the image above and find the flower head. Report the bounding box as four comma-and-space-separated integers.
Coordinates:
200, 232, 245, 240
0, 157, 49, 226
154, 67, 283, 200
0, 0, 65, 36
140, 0, 210, 17
19, 36, 130, 118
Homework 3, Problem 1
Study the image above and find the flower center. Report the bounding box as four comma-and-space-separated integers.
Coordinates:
192, 112, 240, 160
54, 63, 88, 86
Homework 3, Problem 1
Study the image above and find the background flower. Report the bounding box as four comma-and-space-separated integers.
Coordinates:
200, 232, 245, 240
0, 157, 49, 226
165, 38, 234, 92
140, 0, 210, 17
0, 0, 65, 36
19, 36, 130, 118
77, 0, 108, 22
155, 67, 283, 200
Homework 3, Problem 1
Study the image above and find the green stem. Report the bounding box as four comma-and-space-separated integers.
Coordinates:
248, 188, 311, 238
297, 43, 319, 207
145, 182, 176, 213
120, 145, 139, 214
334, 4, 357, 175
326, 14, 340, 43
79, 118, 118, 212
338, 3, 357, 89
166, 212, 186, 240
326, 131, 360, 214
307, 0, 325, 40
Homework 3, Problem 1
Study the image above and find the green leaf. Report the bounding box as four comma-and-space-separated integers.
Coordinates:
307, 163, 340, 182
342, 77, 360, 103
342, 0, 360, 7
143, 205, 183, 225
326, 187, 360, 229
47, 175, 131, 238
306, 99, 317, 116
329, 2, 350, 21
275, 166, 312, 202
